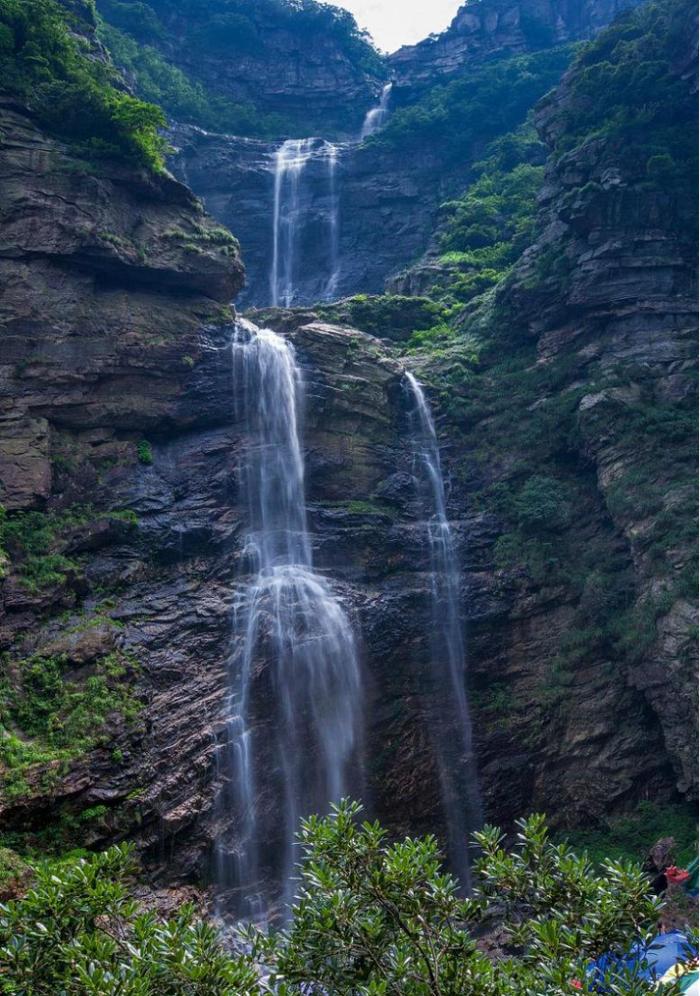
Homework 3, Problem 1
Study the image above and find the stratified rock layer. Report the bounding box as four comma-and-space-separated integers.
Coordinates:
389, 0, 640, 96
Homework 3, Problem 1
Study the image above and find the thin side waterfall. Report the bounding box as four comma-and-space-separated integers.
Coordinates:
404, 372, 482, 889
325, 143, 340, 299
215, 318, 362, 919
270, 138, 340, 307
360, 82, 393, 140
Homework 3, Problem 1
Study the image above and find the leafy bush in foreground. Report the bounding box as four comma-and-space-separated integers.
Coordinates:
1, 804, 688, 994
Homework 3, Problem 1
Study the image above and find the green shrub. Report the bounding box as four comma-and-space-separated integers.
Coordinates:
0, 651, 142, 798
318, 294, 448, 342
0, 807, 678, 994
375, 46, 575, 162
0, 845, 260, 994
136, 439, 153, 465
0, 505, 138, 591
248, 804, 671, 994
0, 0, 166, 170
0, 847, 30, 889
554, 0, 697, 202
96, 0, 385, 136
0, 507, 88, 592
513, 475, 571, 533
558, 801, 698, 868
98, 21, 287, 136
98, 0, 164, 40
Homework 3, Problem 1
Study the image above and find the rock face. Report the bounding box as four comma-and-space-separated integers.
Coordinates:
0, 96, 244, 870
97, 0, 385, 139
493, 30, 699, 798
390, 0, 641, 97
1, 0, 695, 904
169, 128, 467, 308
167, 0, 640, 309
0, 98, 481, 880
0, 96, 481, 874
411, 0, 699, 817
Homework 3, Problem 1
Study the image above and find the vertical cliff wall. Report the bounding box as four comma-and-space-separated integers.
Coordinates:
1, 0, 696, 900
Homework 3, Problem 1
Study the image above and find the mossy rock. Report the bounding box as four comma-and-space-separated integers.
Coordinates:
0, 846, 32, 899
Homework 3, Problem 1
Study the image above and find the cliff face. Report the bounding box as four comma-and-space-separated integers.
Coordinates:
0, 98, 480, 877
414, 0, 698, 814
490, 7, 698, 796
96, 0, 385, 139
0, 0, 695, 899
169, 129, 470, 308
0, 96, 243, 868
167, 0, 638, 309
390, 0, 640, 96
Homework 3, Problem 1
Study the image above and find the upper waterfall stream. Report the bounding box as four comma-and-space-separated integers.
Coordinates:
270, 139, 340, 307
215, 319, 362, 918
266, 86, 393, 307
360, 82, 393, 139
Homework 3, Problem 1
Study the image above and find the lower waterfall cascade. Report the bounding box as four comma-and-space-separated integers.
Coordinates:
214, 319, 363, 918
213, 320, 482, 919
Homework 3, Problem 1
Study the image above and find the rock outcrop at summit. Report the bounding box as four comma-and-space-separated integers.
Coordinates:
389, 0, 641, 97
96, 0, 386, 140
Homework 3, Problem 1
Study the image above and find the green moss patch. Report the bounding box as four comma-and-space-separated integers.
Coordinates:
0, 650, 142, 799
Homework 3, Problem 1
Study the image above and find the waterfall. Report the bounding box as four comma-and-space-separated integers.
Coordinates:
325, 143, 340, 299
270, 138, 341, 307
360, 83, 393, 140
216, 318, 362, 918
404, 372, 482, 889
266, 86, 395, 306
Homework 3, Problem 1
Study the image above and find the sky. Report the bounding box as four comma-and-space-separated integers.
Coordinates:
332, 0, 463, 53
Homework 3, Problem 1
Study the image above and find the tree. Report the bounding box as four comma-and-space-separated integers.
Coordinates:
0, 805, 691, 994
248, 802, 685, 995
0, 845, 260, 994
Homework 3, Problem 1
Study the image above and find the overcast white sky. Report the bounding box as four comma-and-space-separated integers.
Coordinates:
332, 0, 463, 53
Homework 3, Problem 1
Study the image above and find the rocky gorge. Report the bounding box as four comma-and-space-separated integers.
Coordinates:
0, 0, 697, 922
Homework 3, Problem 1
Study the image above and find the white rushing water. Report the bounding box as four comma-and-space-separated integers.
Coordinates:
270, 139, 340, 307
216, 319, 362, 918
267, 85, 393, 307
360, 82, 393, 140
325, 142, 340, 300
405, 372, 482, 889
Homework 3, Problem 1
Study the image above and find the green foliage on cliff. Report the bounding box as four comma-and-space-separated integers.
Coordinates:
0, 805, 678, 994
0, 0, 167, 169
318, 294, 448, 342
375, 46, 575, 161
0, 505, 138, 592
96, 0, 384, 136
554, 0, 697, 196
0, 845, 261, 994
0, 506, 85, 592
98, 20, 287, 136
0, 650, 142, 799
559, 801, 699, 869
420, 124, 548, 307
